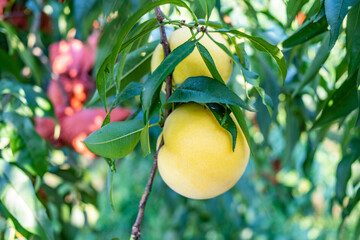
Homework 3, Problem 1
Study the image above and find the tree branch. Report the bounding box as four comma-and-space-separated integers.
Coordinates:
130, 4, 172, 240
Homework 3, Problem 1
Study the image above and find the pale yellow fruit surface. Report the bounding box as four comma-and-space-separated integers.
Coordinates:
158, 103, 250, 199
151, 27, 233, 84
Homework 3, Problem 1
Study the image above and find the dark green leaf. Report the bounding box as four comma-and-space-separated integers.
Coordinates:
325, 0, 360, 49
3, 112, 49, 176
357, 70, 360, 126
102, 0, 128, 18
0, 161, 54, 240
199, 0, 216, 23
335, 138, 360, 203
0, 22, 41, 84
140, 122, 151, 156
286, 0, 309, 26
283, 8, 328, 48
197, 42, 224, 83
73, 0, 100, 40
0, 49, 24, 82
346, 2, 360, 76
0, 80, 55, 118
83, 119, 144, 159
212, 29, 287, 83
166, 76, 255, 111
100, 81, 142, 126
313, 70, 358, 128
141, 40, 197, 116
119, 39, 159, 92
116, 19, 158, 91
292, 33, 331, 97
343, 188, 360, 217
232, 42, 274, 115
229, 105, 255, 158
88, 41, 158, 107
207, 103, 237, 151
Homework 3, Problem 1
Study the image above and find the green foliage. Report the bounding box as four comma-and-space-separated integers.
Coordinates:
324, 0, 360, 49
141, 40, 196, 118
0, 161, 54, 240
1, 0, 360, 239
166, 76, 254, 111
83, 120, 144, 159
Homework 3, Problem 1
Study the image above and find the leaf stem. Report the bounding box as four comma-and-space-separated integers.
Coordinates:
130, 3, 173, 240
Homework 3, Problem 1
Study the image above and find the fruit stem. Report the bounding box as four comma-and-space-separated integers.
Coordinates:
130, 4, 173, 240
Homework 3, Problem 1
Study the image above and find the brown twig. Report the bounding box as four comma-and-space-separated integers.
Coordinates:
130, 4, 172, 240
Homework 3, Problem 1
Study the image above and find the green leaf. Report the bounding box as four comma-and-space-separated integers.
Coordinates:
88, 41, 158, 107
102, 0, 128, 18
0, 80, 55, 118
199, 0, 216, 24
111, 82, 143, 110
0, 22, 41, 85
0, 49, 24, 82
100, 81, 142, 126
116, 19, 158, 91
292, 33, 331, 97
346, 2, 360, 76
73, 0, 100, 40
212, 29, 287, 83
343, 188, 360, 217
283, 8, 328, 48
335, 138, 360, 203
197, 42, 224, 83
229, 105, 255, 158
324, 0, 360, 49
313, 70, 358, 128
286, 0, 309, 26
232, 41, 274, 115
83, 119, 144, 159
357, 71, 360, 126
0, 161, 54, 240
140, 122, 151, 156
141, 40, 197, 116
2, 112, 49, 177
166, 76, 255, 112
96, 0, 197, 110
119, 39, 159, 92
207, 103, 237, 151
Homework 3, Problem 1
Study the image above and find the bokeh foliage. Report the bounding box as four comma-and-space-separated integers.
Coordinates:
1, 0, 360, 239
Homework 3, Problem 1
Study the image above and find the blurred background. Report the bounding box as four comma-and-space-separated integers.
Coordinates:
1, 0, 360, 239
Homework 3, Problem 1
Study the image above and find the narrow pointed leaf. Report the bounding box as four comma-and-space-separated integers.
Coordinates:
313, 70, 358, 128
0, 161, 54, 240
197, 42, 224, 83
166, 76, 255, 111
346, 3, 360, 76
325, 0, 360, 49
283, 8, 328, 47
292, 33, 331, 97
213, 29, 287, 83
140, 122, 151, 156
141, 40, 197, 114
3, 112, 49, 176
229, 105, 255, 158
207, 103, 237, 151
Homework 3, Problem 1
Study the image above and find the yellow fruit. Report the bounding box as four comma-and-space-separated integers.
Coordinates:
158, 103, 250, 199
151, 27, 233, 84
